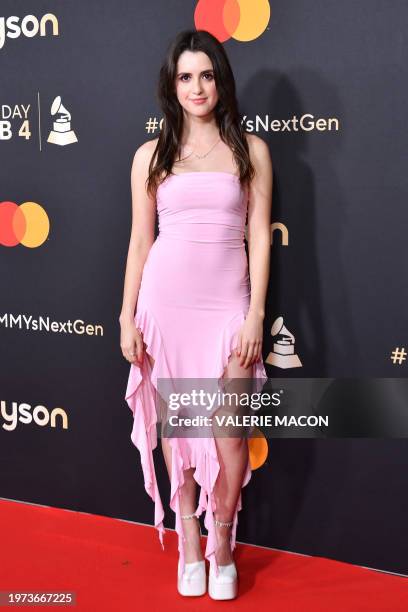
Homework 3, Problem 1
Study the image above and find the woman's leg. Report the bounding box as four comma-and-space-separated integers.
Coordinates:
145, 351, 203, 563
212, 349, 253, 565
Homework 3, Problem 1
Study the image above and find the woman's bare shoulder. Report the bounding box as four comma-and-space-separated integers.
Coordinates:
245, 133, 273, 182
133, 137, 159, 162
246, 132, 272, 162
245, 132, 269, 154
131, 138, 160, 183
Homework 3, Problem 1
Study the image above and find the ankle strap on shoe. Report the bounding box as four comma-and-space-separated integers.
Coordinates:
214, 518, 233, 527
181, 512, 198, 520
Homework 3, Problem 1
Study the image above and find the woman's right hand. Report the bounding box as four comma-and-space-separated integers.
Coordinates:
120, 317, 144, 366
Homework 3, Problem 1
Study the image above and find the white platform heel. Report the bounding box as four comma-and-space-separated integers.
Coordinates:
177, 513, 206, 597
209, 518, 238, 600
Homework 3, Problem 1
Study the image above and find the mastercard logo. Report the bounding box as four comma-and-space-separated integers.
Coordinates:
248, 427, 269, 470
0, 201, 50, 248
194, 0, 271, 43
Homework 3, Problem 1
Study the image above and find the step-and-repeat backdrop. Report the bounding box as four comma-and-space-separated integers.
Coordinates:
1, 1, 407, 575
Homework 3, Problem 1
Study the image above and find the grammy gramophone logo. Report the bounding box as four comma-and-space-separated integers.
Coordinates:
47, 95, 78, 146
265, 316, 302, 369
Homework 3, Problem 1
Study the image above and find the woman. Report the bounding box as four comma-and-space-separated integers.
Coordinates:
120, 29, 272, 600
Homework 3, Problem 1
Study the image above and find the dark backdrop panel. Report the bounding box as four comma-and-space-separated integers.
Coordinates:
0, 1, 407, 576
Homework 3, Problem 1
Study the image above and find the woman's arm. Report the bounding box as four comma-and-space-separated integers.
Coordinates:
247, 134, 273, 318
119, 139, 157, 364
119, 140, 157, 324
237, 134, 273, 368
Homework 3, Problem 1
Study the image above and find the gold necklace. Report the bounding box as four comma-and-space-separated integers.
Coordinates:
181, 137, 220, 160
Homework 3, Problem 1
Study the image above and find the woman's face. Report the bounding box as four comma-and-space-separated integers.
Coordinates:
174, 50, 218, 117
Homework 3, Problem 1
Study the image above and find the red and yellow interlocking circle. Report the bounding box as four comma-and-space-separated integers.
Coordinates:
248, 427, 269, 470
0, 201, 50, 248
194, 0, 271, 42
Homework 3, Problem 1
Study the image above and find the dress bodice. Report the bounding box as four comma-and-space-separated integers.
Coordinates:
156, 171, 248, 245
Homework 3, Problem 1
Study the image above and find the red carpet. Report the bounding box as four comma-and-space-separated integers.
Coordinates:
0, 499, 406, 611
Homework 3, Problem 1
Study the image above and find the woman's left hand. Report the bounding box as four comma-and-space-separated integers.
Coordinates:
236, 311, 264, 369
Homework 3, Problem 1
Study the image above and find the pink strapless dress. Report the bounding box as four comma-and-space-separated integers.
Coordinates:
124, 171, 268, 577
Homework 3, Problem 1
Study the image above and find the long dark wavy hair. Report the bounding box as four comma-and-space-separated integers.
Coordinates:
146, 29, 254, 199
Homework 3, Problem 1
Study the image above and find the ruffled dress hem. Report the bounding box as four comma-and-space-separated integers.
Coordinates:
125, 307, 268, 578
